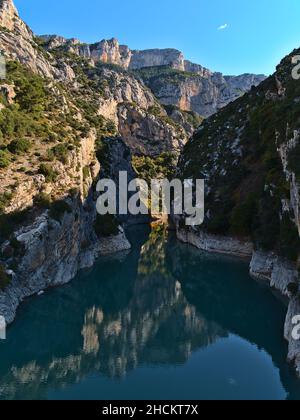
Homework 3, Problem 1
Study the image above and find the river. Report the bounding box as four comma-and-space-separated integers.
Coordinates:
0, 225, 299, 400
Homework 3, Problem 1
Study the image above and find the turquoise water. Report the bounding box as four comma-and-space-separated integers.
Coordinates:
0, 225, 300, 400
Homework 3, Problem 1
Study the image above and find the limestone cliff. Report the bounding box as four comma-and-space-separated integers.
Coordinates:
0, 0, 32, 39
38, 35, 266, 118
134, 66, 265, 117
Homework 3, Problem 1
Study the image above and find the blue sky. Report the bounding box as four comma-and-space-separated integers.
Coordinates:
14, 0, 300, 76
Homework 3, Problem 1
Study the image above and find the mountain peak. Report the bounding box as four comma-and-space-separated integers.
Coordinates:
0, 0, 18, 28
0, 0, 32, 38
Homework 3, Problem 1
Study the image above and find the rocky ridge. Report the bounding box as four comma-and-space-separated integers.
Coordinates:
38, 35, 266, 118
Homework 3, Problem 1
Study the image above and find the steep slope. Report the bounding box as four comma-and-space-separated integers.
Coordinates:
179, 48, 300, 259
134, 66, 265, 118
177, 46, 300, 375
38, 35, 266, 118
0, 0, 188, 322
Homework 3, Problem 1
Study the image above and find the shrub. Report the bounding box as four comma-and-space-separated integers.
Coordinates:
68, 188, 80, 198
51, 143, 69, 164
0, 209, 30, 240
38, 163, 58, 182
253, 195, 281, 251
230, 194, 258, 237
287, 282, 299, 296
148, 105, 163, 118
0, 149, 11, 168
0, 264, 10, 291
94, 214, 119, 237
83, 166, 90, 180
7, 138, 31, 154
0, 192, 12, 213
279, 214, 300, 261
49, 200, 72, 221
132, 152, 176, 182
33, 193, 52, 208
9, 236, 25, 257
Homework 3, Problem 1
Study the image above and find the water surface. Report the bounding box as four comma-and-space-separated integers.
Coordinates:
0, 226, 299, 400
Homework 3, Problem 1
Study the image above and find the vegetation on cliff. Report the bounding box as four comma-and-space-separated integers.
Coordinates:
179, 48, 300, 261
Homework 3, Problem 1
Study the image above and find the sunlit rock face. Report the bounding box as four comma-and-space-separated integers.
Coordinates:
38, 34, 266, 118
129, 49, 185, 71
135, 67, 266, 117
0, 0, 32, 38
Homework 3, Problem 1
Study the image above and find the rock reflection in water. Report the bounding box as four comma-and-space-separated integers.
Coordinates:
0, 226, 224, 399
0, 226, 299, 400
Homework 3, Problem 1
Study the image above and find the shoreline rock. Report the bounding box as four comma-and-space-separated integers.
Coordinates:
176, 227, 253, 258
0, 203, 131, 325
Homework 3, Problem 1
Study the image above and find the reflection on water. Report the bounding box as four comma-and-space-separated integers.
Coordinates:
0, 225, 299, 400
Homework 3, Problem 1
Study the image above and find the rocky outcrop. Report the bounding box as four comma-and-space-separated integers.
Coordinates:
250, 251, 298, 296
0, 0, 32, 39
285, 298, 300, 377
0, 131, 132, 324
0, 24, 75, 81
249, 250, 300, 377
136, 67, 266, 117
38, 34, 266, 118
95, 66, 156, 122
129, 48, 185, 71
278, 129, 300, 235
176, 227, 253, 258
117, 102, 186, 157
90, 39, 132, 69
0, 199, 130, 325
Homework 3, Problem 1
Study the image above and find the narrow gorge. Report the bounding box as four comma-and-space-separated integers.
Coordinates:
0, 0, 300, 397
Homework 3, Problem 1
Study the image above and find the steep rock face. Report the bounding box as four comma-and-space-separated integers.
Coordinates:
135, 66, 266, 117
129, 48, 185, 71
250, 251, 298, 296
184, 60, 212, 77
95, 66, 155, 121
90, 39, 132, 68
0, 31, 76, 80
0, 0, 32, 39
0, 4, 75, 82
2, 129, 100, 214
285, 298, 300, 377
80, 65, 190, 156
39, 35, 266, 118
39, 36, 133, 68
117, 102, 186, 156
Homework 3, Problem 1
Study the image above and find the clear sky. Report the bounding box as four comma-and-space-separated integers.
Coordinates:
14, 0, 300, 76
